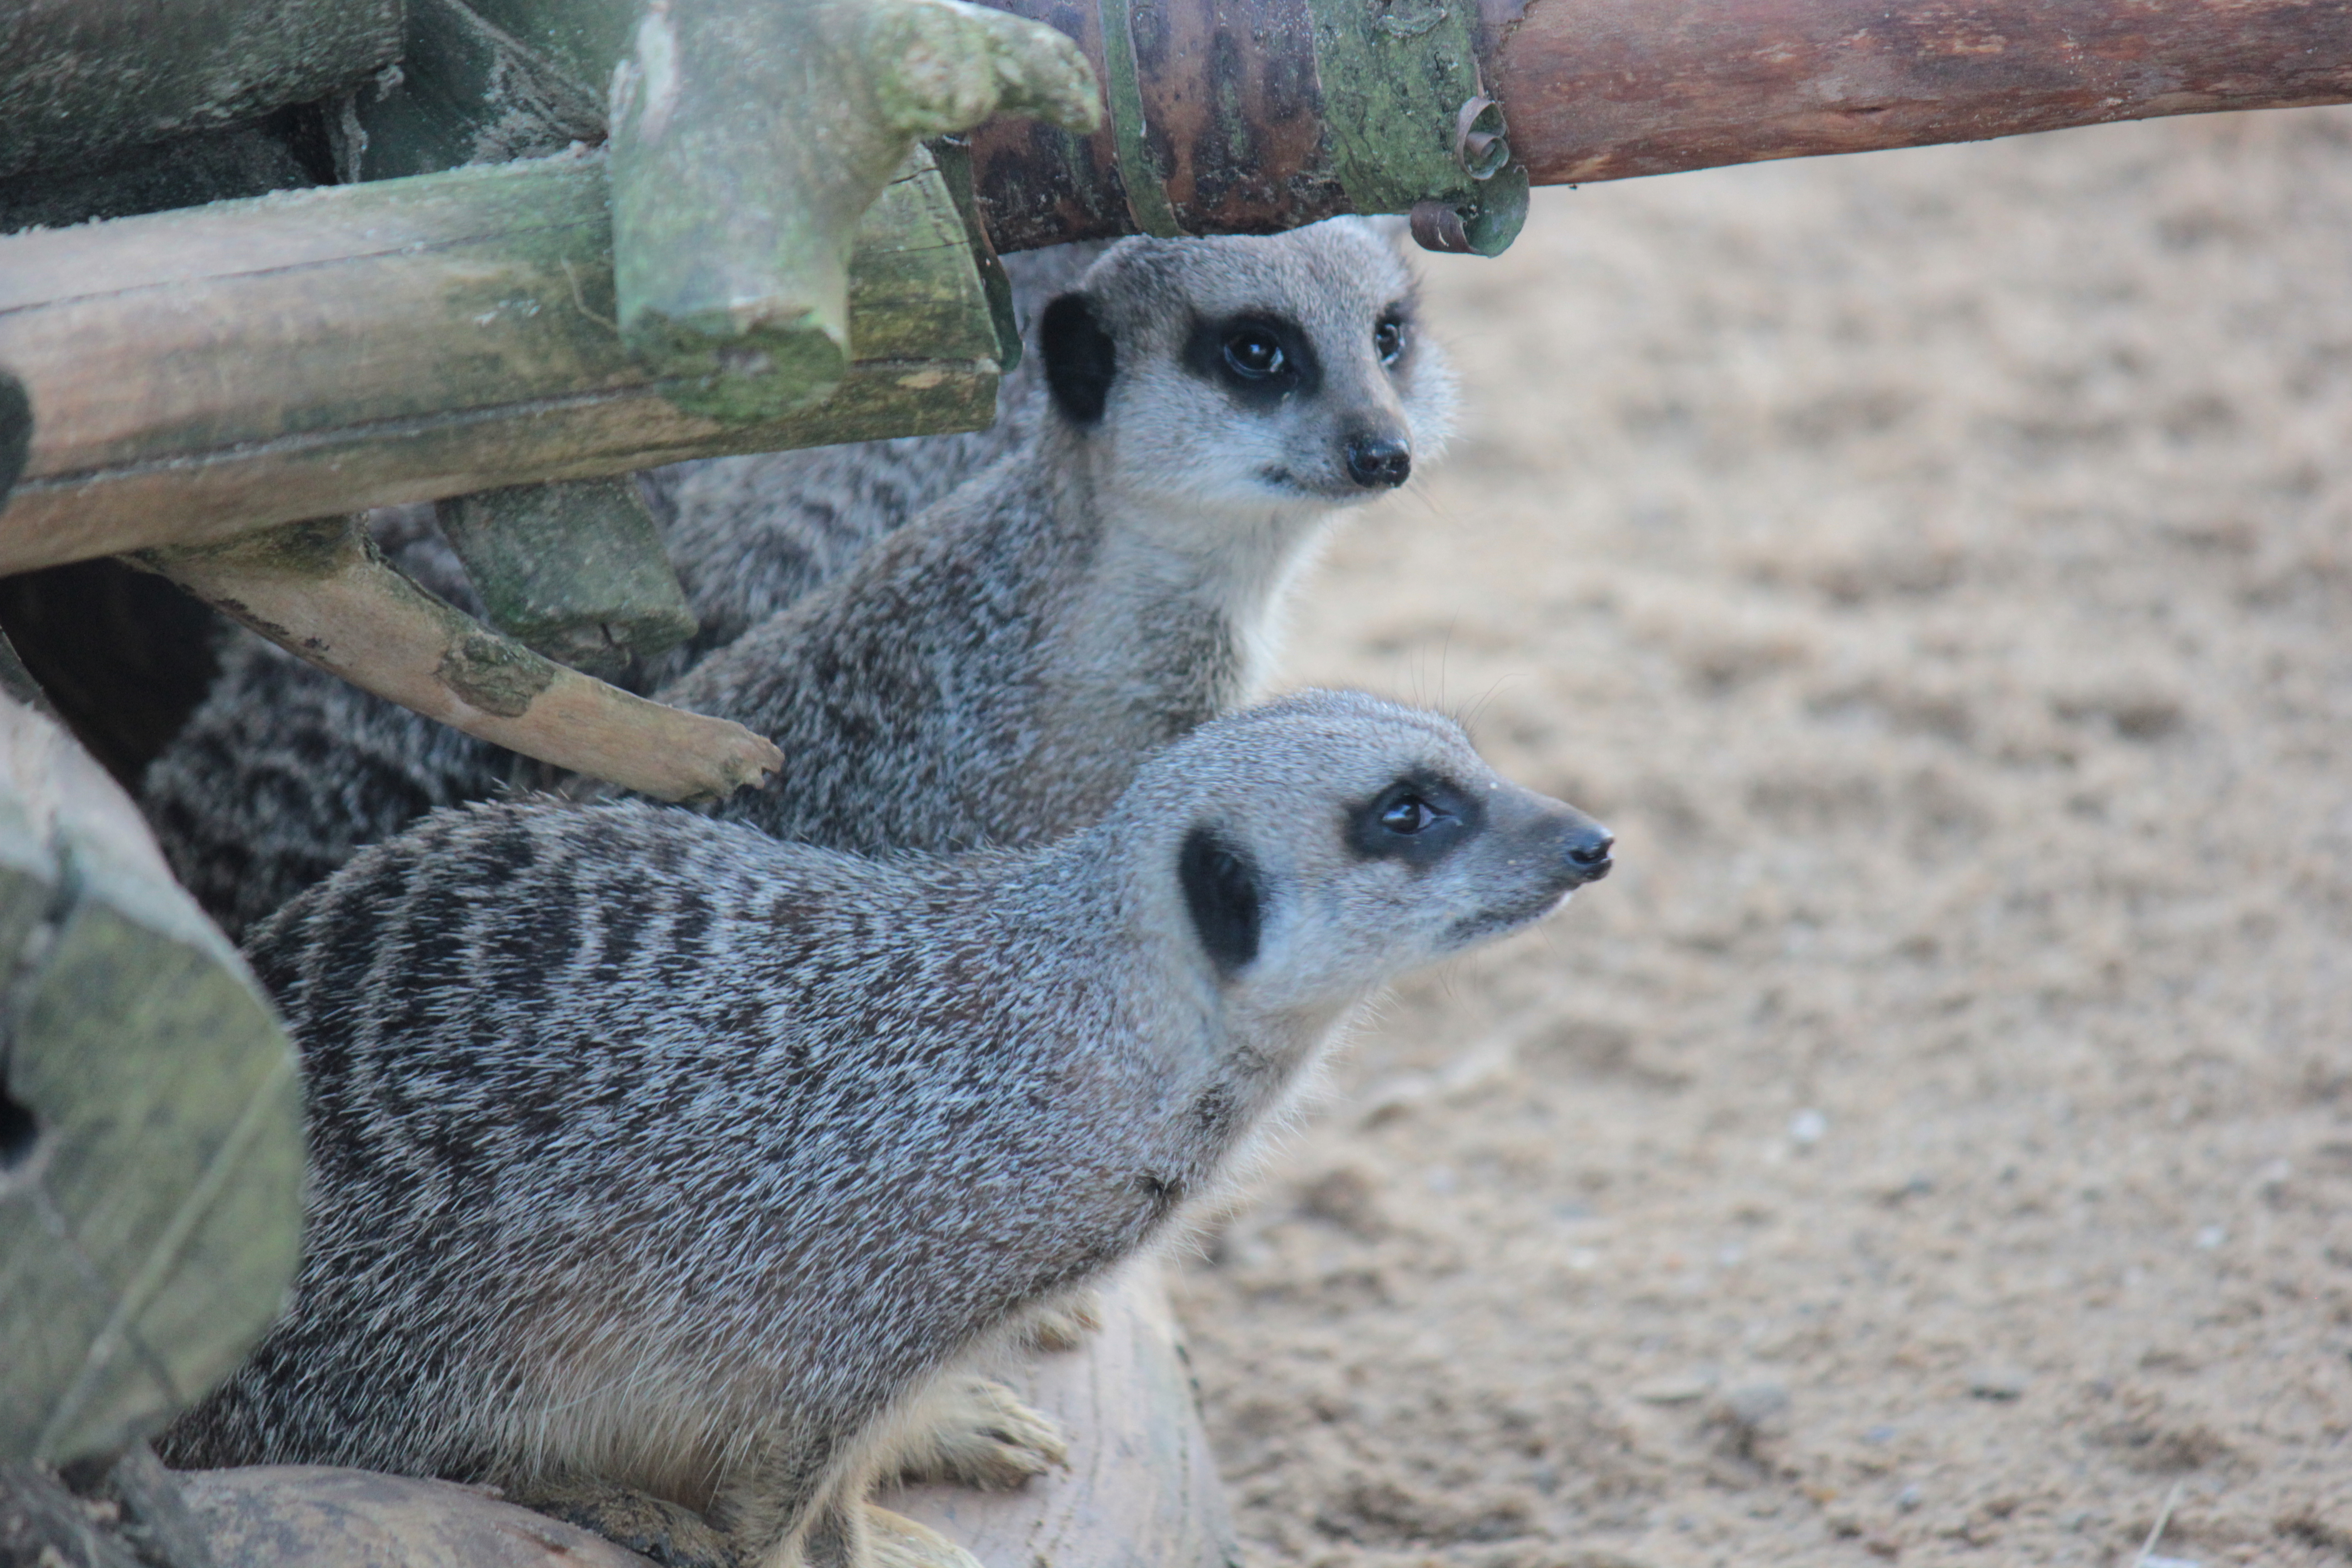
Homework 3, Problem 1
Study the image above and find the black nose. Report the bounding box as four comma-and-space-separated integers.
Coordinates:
1344, 433, 1412, 489
1565, 823, 1614, 883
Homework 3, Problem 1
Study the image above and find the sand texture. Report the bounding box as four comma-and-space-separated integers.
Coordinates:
1173, 107, 2352, 1568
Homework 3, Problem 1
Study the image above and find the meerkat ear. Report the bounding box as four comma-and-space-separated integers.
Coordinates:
1041, 293, 1117, 426
1179, 826, 1261, 975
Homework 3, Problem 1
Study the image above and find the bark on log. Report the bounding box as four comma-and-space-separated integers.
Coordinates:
0, 691, 304, 1469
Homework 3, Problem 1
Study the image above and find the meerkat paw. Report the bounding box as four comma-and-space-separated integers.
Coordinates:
1019, 1288, 1105, 1352
861, 1504, 985, 1568
510, 1478, 734, 1568
893, 1376, 1068, 1490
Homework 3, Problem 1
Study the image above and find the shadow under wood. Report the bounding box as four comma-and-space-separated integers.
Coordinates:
0, 558, 218, 789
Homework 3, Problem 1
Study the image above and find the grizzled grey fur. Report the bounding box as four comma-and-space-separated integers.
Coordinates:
159, 691, 1614, 1568
661, 218, 1454, 854
138, 243, 1104, 940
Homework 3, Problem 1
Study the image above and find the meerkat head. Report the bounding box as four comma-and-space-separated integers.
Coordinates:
1114, 690, 1610, 1032
1036, 220, 1457, 516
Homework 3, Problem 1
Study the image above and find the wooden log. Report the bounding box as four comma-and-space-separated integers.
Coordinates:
0, 144, 1004, 577
138, 518, 779, 803
1486, 0, 2352, 186
0, 0, 402, 182
435, 479, 699, 677
880, 1261, 1240, 1568
962, 0, 2352, 248
5, 0, 2346, 556
152, 1265, 1229, 1568
409, 0, 1099, 420
0, 690, 304, 1467
176, 1468, 661, 1568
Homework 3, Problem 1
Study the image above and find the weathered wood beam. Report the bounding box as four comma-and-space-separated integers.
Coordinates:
0, 146, 1005, 577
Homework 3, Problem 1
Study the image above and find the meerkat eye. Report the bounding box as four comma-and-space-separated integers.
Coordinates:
1349, 776, 1478, 863
1224, 329, 1285, 380
1379, 793, 1443, 834
1375, 317, 1406, 367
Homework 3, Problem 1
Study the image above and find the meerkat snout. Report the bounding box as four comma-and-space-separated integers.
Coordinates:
1343, 430, 1413, 489
1563, 815, 1616, 881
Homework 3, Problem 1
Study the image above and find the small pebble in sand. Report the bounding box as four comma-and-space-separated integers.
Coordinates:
1711, 1381, 1792, 1454
1788, 1108, 1828, 1148
1895, 1484, 1923, 1513
2195, 1225, 2228, 1250
1632, 1373, 1715, 1405
1968, 1367, 2030, 1400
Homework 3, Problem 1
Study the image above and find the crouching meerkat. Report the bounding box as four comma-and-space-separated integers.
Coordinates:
160, 691, 1614, 1568
660, 216, 1455, 855
137, 244, 1107, 941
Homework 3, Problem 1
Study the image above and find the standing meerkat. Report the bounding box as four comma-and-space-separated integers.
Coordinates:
661, 217, 1454, 854
137, 243, 1107, 940
160, 691, 1614, 1568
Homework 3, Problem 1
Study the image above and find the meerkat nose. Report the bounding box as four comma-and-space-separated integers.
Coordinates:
1565, 822, 1615, 883
1344, 432, 1412, 489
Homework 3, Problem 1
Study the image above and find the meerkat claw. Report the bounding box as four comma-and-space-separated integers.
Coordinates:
862, 1504, 985, 1568
1021, 1288, 1105, 1352
895, 1376, 1069, 1490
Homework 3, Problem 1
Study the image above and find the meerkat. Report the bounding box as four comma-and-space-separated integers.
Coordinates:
658, 216, 1454, 855
158, 690, 1615, 1568
137, 243, 1106, 940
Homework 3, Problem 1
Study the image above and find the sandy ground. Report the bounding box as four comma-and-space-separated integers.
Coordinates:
1171, 108, 2352, 1568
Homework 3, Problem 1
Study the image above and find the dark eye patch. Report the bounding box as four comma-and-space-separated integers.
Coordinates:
1180, 826, 1262, 974
1346, 772, 1480, 866
1183, 314, 1321, 406
1375, 314, 1407, 368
